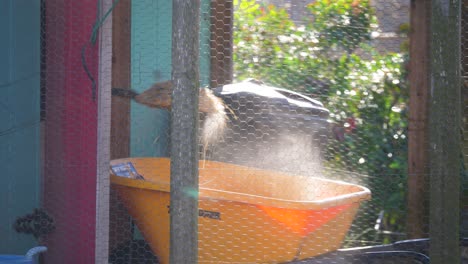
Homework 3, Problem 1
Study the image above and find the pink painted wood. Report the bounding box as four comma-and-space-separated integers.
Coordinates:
43, 1, 99, 262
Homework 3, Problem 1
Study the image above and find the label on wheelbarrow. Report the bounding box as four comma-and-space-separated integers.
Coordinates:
111, 162, 144, 179
167, 205, 221, 220
198, 209, 221, 220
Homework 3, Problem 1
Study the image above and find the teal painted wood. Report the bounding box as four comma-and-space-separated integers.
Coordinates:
130, 0, 211, 157
131, 0, 172, 157
0, 0, 41, 254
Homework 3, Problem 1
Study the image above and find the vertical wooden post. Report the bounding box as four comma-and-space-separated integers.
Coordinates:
407, 0, 430, 238
461, 1, 468, 237
95, 0, 113, 262
210, 0, 233, 87
429, 0, 461, 262
110, 0, 131, 159
110, 0, 132, 253
463, 3, 468, 162
170, 1, 200, 263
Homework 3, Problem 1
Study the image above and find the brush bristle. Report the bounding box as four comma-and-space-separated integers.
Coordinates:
199, 88, 228, 156
128, 81, 228, 159
134, 80, 173, 110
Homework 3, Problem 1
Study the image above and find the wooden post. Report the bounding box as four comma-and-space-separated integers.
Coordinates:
110, 0, 132, 253
110, 0, 131, 160
463, 3, 468, 163
429, 0, 461, 262
95, 0, 113, 262
462, 1, 468, 236
210, 0, 233, 87
170, 1, 200, 263
407, 0, 430, 238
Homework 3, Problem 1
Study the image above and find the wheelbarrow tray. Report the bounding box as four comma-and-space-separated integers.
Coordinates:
110, 157, 371, 264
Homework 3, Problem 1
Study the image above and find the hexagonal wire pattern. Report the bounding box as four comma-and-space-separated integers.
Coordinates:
1, 0, 464, 263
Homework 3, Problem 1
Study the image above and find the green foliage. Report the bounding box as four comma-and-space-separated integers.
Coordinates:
234, 0, 409, 245
307, 0, 376, 53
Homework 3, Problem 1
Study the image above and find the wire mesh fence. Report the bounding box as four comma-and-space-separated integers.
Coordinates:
0, 0, 465, 263
227, 0, 410, 249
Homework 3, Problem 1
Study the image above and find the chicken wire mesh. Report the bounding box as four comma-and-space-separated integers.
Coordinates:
0, 0, 465, 263
207, 1, 411, 262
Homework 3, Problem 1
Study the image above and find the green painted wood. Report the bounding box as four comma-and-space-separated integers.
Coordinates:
0, 0, 41, 254
130, 0, 210, 157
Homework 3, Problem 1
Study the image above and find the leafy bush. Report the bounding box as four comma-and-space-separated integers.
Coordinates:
233, 0, 409, 245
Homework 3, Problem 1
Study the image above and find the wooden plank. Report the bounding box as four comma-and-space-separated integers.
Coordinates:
462, 3, 468, 168
200, 0, 212, 86
95, 0, 113, 262
429, 0, 461, 262
43, 1, 99, 262
111, 0, 131, 160
130, 0, 171, 158
406, 0, 430, 239
109, 0, 132, 254
0, 0, 41, 254
210, 0, 233, 87
461, 1, 468, 230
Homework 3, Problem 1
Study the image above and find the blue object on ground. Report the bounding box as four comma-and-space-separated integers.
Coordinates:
0, 247, 47, 264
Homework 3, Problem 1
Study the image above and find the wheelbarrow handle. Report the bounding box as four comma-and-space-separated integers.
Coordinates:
25, 246, 47, 259
362, 250, 430, 264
